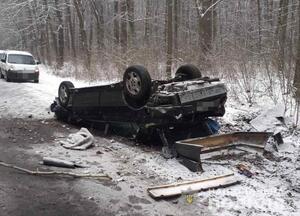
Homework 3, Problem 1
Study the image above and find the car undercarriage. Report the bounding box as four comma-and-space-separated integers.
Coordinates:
50, 64, 227, 158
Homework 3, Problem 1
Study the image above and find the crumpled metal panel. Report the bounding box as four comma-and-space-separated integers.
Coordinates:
175, 132, 272, 168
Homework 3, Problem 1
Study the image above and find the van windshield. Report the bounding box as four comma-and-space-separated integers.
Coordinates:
8, 54, 35, 65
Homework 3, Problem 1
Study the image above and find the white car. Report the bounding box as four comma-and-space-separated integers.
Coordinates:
0, 50, 40, 83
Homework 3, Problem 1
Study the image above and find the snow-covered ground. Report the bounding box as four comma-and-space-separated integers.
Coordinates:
0, 65, 113, 119
0, 66, 299, 215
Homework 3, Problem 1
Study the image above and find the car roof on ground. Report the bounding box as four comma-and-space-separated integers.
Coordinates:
5, 50, 33, 56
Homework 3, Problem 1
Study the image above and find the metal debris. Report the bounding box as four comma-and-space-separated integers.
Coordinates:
42, 157, 76, 168
176, 132, 272, 171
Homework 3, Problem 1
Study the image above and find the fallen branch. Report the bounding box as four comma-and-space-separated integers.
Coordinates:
0, 161, 111, 181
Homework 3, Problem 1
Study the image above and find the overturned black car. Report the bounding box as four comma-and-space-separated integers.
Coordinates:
50, 64, 227, 155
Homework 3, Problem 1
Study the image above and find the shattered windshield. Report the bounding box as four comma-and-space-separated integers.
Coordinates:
8, 54, 35, 65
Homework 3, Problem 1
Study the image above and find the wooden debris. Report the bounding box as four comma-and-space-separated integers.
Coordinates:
0, 161, 111, 181
147, 173, 240, 199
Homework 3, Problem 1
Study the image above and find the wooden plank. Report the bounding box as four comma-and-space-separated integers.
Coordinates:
147, 173, 239, 199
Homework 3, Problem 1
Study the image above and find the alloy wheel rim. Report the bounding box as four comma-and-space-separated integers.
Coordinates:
126, 71, 141, 95
59, 86, 68, 104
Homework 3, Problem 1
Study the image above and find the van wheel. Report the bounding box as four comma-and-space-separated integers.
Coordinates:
175, 64, 202, 81
58, 81, 74, 108
123, 65, 152, 109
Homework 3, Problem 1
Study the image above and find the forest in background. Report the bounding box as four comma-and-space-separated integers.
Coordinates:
0, 0, 300, 112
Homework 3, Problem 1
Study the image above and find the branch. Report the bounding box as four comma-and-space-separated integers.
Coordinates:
0, 161, 111, 181
196, 0, 225, 18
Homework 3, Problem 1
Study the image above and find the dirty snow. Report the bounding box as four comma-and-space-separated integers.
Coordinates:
0, 65, 114, 119
1, 66, 299, 215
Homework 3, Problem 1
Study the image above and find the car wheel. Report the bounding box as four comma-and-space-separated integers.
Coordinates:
58, 81, 74, 108
0, 71, 3, 79
175, 64, 202, 81
123, 65, 152, 109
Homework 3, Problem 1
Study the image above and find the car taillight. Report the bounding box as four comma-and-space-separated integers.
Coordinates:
35, 69, 39, 73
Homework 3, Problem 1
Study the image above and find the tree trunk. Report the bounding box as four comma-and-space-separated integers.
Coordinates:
195, 0, 216, 68
55, 0, 64, 68
174, 0, 180, 60
166, 0, 173, 79
73, 0, 91, 70
195, 0, 216, 55
91, 0, 105, 51
257, 0, 262, 53
120, 0, 128, 54
89, 13, 94, 62
144, 0, 151, 45
66, 0, 77, 60
293, 3, 300, 90
42, 0, 51, 64
277, 0, 289, 79
126, 0, 135, 48
114, 1, 120, 46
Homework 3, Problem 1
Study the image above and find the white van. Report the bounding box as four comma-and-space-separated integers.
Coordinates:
0, 50, 40, 83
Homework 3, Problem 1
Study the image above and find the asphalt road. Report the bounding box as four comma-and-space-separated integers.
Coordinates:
0, 118, 110, 216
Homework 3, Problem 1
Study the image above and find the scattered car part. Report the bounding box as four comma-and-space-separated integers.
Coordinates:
175, 132, 272, 171
147, 173, 239, 199
236, 163, 253, 178
178, 156, 203, 172
175, 64, 202, 81
273, 132, 283, 145
42, 157, 76, 169
59, 128, 94, 150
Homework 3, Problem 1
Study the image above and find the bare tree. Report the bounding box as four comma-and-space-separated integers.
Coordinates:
73, 0, 90, 70
54, 0, 64, 68
166, 0, 173, 78
120, 0, 128, 54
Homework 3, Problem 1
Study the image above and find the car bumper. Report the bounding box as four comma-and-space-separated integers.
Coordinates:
7, 70, 39, 81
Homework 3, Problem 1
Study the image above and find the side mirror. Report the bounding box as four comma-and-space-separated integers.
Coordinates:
1, 59, 5, 63
35, 60, 41, 65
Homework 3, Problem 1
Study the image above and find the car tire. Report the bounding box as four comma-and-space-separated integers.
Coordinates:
0, 71, 3, 79
175, 64, 202, 81
123, 65, 152, 109
58, 81, 74, 108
